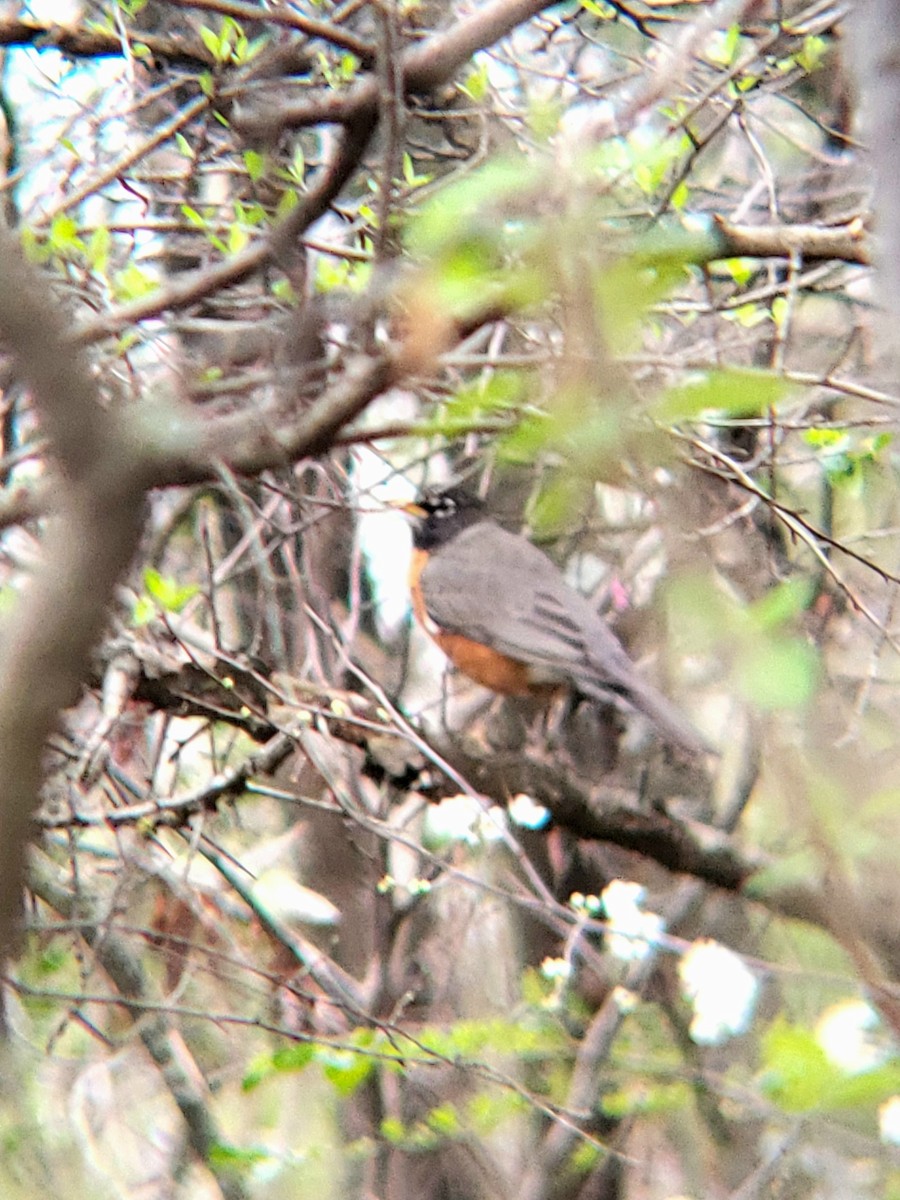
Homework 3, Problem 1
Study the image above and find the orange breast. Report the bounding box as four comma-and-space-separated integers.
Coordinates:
409, 548, 535, 695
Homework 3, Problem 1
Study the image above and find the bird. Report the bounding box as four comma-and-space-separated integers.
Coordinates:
401, 486, 710, 755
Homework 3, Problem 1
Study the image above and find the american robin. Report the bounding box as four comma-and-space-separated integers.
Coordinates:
402, 487, 709, 755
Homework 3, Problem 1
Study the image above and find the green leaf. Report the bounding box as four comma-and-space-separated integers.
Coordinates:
580, 0, 614, 15
595, 262, 672, 347
113, 262, 157, 300
380, 1116, 406, 1144
827, 1063, 900, 1110
199, 25, 221, 58
724, 301, 769, 329
181, 204, 205, 228
142, 568, 200, 613
466, 1089, 526, 1134
601, 1081, 693, 1118
228, 223, 249, 255
424, 370, 526, 436
526, 95, 562, 142
175, 132, 194, 159
243, 149, 265, 182
526, 475, 595, 538
570, 1140, 603, 1172
670, 180, 689, 210
720, 257, 756, 286
803, 427, 845, 448
235, 200, 267, 228
706, 24, 741, 67
743, 846, 821, 900
804, 426, 893, 486
761, 1018, 900, 1113
750, 577, 816, 630
426, 1104, 460, 1136
242, 34, 270, 64
87, 226, 111, 273
143, 572, 168, 604
286, 145, 305, 186
315, 256, 351, 292
400, 152, 432, 189
496, 410, 552, 461
796, 34, 829, 73
634, 163, 653, 196
20, 226, 47, 264
735, 636, 818, 710
406, 155, 538, 257
242, 1042, 316, 1090
418, 1017, 564, 1062
275, 189, 300, 220
654, 367, 790, 421
36, 942, 69, 976
500, 387, 622, 472
208, 1142, 271, 1169
48, 214, 84, 255
593, 225, 714, 347
761, 1020, 833, 1111
131, 595, 155, 627
271, 277, 298, 304
319, 1048, 375, 1095
460, 61, 489, 101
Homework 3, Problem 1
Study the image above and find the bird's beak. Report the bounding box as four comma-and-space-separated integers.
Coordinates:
390, 499, 426, 518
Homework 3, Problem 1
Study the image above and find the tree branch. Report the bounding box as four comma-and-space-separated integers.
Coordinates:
165, 0, 375, 61
0, 225, 151, 961
76, 117, 375, 344
233, 0, 556, 137
713, 215, 869, 265
0, 14, 215, 70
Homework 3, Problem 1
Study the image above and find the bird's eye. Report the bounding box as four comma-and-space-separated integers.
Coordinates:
424, 491, 455, 515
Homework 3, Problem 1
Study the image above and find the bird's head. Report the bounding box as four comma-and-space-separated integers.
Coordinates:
399, 487, 486, 551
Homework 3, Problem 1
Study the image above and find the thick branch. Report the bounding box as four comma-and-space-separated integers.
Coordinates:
234, 0, 555, 137
167, 352, 392, 484
0, 15, 214, 69
166, 0, 375, 61
713, 215, 869, 265
0, 226, 152, 960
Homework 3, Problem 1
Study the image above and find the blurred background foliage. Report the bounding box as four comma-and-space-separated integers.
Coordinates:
0, 1, 899, 1199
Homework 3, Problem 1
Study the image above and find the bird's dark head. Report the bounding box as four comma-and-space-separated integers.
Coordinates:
401, 487, 486, 551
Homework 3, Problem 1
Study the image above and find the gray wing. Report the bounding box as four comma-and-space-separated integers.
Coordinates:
420, 520, 709, 753
419, 521, 635, 687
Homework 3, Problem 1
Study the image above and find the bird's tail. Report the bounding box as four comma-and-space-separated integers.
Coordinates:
626, 677, 713, 755
580, 671, 712, 755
